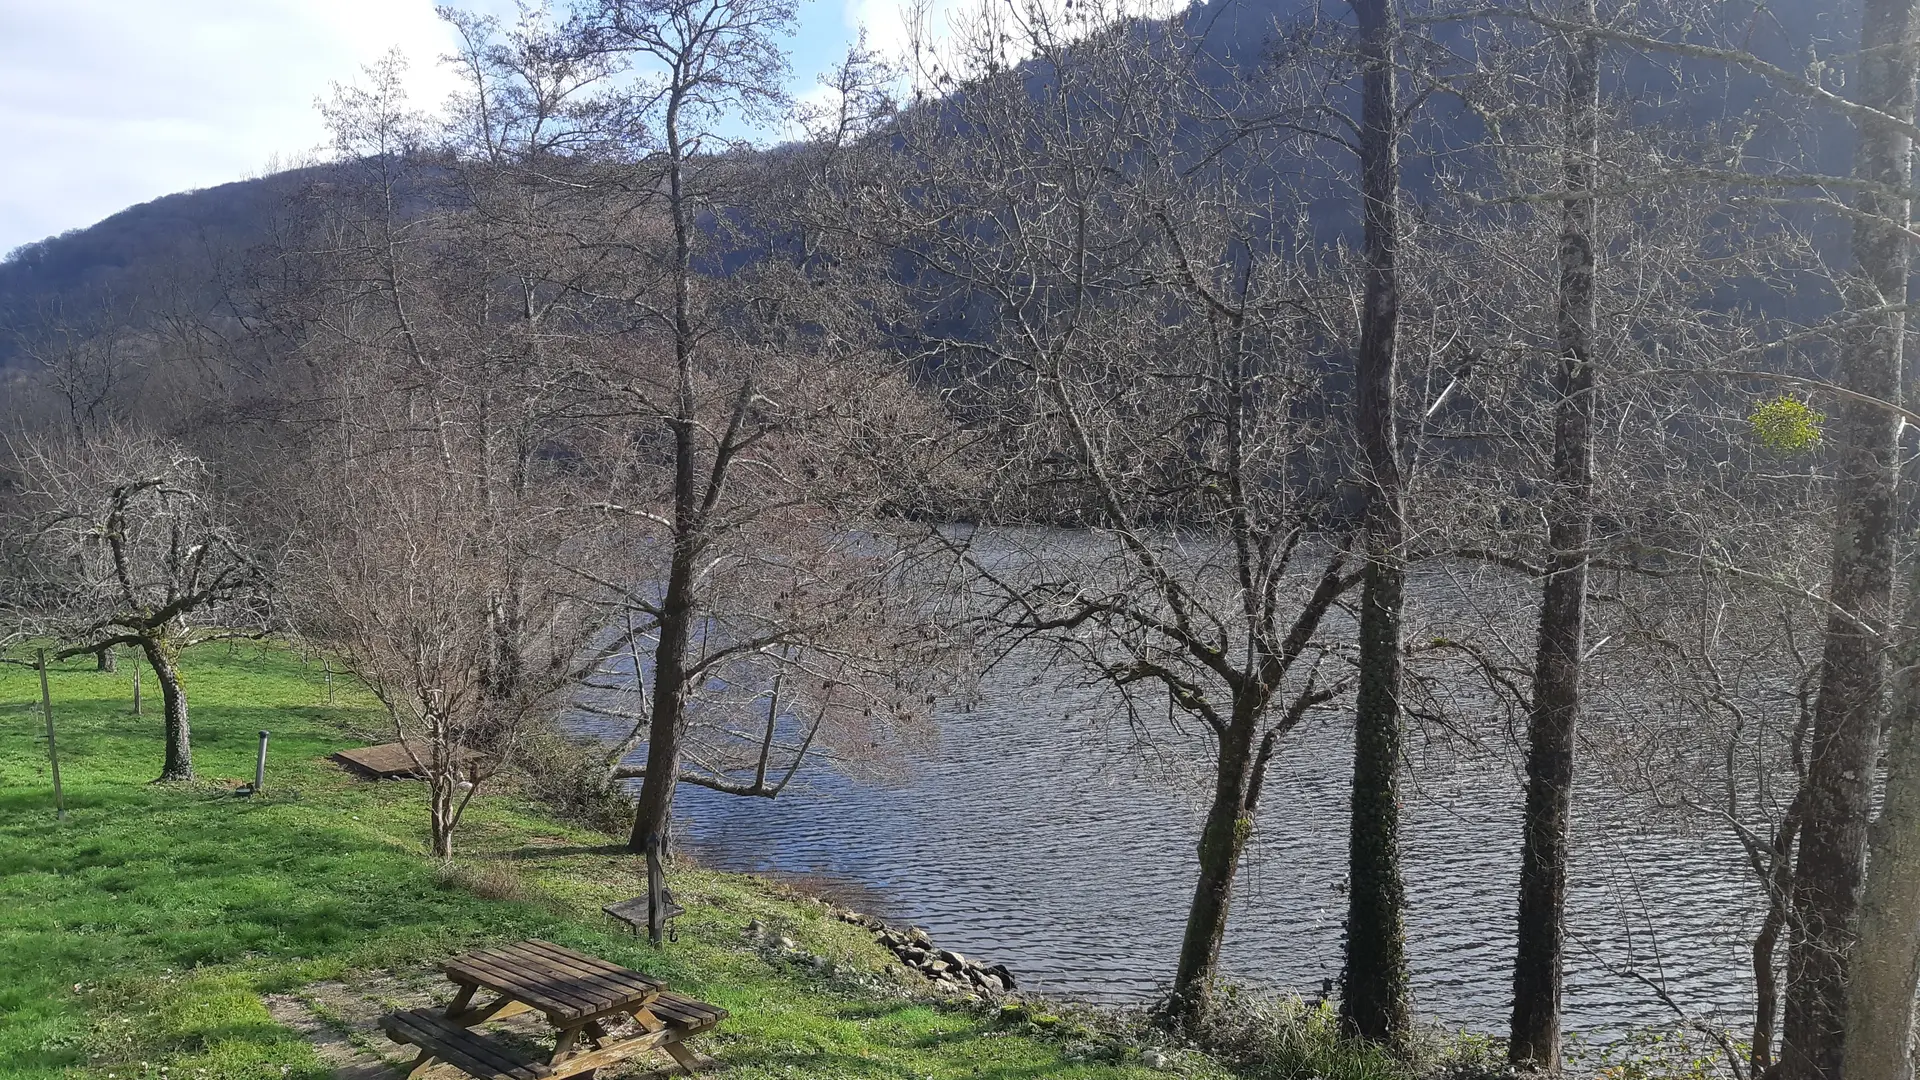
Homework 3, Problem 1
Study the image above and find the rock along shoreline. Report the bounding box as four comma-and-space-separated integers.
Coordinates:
828, 908, 1021, 996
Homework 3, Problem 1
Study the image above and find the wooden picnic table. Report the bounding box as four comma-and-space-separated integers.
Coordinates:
379, 939, 727, 1080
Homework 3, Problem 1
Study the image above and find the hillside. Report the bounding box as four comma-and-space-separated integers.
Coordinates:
0, 166, 331, 371
0, 0, 1855, 376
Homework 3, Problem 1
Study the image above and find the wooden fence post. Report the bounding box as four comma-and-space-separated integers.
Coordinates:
38, 649, 65, 821
132, 650, 142, 717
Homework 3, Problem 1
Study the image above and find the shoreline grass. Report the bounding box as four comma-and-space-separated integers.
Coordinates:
0, 644, 1201, 1080
2, 644, 1718, 1080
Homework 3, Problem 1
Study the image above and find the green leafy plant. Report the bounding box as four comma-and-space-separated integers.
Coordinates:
1748, 395, 1826, 454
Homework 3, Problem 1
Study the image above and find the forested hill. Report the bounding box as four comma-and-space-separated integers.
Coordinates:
0, 0, 1852, 374
0, 165, 338, 370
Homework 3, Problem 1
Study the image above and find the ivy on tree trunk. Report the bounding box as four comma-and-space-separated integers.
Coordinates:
1341, 0, 1410, 1047
143, 638, 192, 783
1509, 4, 1599, 1072
1775, 0, 1918, 1075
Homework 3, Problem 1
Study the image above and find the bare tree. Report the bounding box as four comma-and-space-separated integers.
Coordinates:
236, 6, 953, 926
1355, 0, 1920, 1066
836, 0, 1391, 1025
1845, 534, 1920, 1080
1776, 0, 1920, 1070
247, 41, 628, 858
2, 428, 268, 780
557, 0, 969, 944
292, 439, 599, 858
573, 0, 800, 938
1390, 0, 1920, 1061
601, 512, 957, 798
8, 294, 144, 443
1507, 0, 1599, 1069
1341, 0, 1413, 1046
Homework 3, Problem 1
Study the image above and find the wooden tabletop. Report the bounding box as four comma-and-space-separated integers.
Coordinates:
444, 939, 665, 1023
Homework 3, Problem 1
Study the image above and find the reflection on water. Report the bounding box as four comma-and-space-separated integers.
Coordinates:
587, 660, 1759, 1039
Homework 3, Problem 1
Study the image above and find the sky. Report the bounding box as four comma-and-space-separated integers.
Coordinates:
0, 0, 937, 257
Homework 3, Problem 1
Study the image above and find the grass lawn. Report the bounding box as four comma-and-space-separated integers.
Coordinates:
0, 645, 1196, 1080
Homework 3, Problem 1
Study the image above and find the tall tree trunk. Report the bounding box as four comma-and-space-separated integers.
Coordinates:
626, 540, 696, 941
1843, 472, 1920, 1080
97, 648, 116, 674
1169, 714, 1255, 1026
1842, 574, 1920, 1080
1776, 0, 1917, 1075
626, 86, 700, 947
144, 638, 192, 782
1508, 10, 1599, 1074
1341, 0, 1410, 1046
431, 776, 457, 859
1752, 808, 1801, 1077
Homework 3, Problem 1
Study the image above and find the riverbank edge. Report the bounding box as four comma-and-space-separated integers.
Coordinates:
0, 644, 1284, 1080
0, 644, 1713, 1080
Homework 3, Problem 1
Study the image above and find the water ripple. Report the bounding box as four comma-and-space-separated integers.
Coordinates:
580, 659, 1760, 1041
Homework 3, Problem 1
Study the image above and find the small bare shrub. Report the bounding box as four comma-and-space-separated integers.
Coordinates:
512, 727, 635, 838
434, 861, 534, 904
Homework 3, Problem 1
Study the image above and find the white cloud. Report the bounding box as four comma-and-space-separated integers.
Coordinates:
0, 0, 1178, 257
840, 0, 1179, 94
0, 0, 507, 254
844, 0, 952, 63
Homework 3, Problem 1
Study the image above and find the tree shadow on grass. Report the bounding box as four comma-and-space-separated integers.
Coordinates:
498, 843, 633, 860
171, 1017, 312, 1055
0, 787, 82, 818
719, 1045, 1095, 1080
1, 1042, 88, 1076
822, 999, 933, 1022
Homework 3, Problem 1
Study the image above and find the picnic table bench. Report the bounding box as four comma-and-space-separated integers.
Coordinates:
379, 938, 726, 1079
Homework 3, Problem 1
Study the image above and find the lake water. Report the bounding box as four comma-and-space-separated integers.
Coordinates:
599, 678, 1758, 1039
584, 542, 1768, 1040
